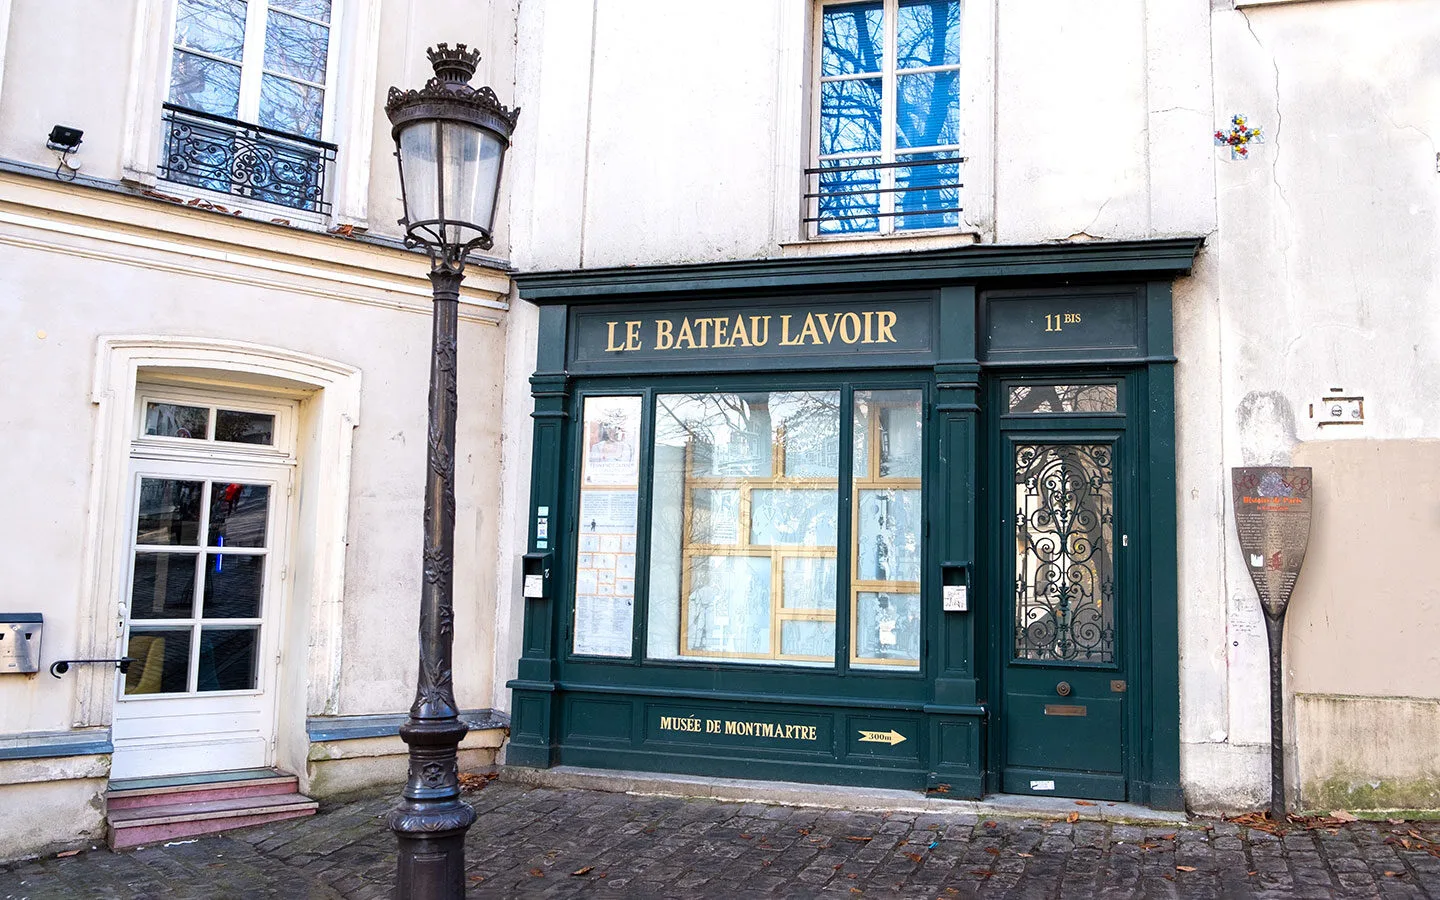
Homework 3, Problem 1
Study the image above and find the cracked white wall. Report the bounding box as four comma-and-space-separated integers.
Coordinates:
1197, 0, 1440, 811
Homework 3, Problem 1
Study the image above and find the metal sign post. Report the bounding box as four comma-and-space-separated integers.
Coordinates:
1231, 467, 1313, 819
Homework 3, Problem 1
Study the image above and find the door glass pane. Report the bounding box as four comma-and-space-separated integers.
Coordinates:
124, 628, 192, 694
648, 391, 840, 666
145, 402, 209, 439
174, 0, 247, 59
1013, 443, 1116, 663
821, 1, 883, 76
209, 483, 270, 548
203, 554, 264, 618
897, 0, 961, 69
215, 409, 276, 444
136, 479, 204, 545
197, 627, 259, 690
573, 397, 642, 658
852, 390, 924, 671
130, 552, 198, 619
259, 75, 325, 139
169, 49, 242, 117
1007, 384, 1119, 414
263, 10, 329, 83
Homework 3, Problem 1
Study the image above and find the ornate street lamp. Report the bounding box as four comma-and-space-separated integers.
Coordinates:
384, 44, 518, 899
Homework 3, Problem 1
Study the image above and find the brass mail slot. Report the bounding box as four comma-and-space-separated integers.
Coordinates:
1044, 704, 1088, 717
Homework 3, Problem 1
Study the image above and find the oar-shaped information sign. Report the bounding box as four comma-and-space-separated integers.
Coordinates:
1231, 466, 1312, 818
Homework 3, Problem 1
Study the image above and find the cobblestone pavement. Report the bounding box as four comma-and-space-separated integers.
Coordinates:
4, 781, 1440, 898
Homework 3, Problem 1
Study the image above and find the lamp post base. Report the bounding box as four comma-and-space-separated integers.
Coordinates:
388, 718, 478, 898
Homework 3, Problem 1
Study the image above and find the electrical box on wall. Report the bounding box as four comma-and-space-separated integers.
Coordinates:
1, 614, 43, 674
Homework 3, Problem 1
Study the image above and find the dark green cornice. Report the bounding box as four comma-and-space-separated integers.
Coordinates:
514, 238, 1204, 304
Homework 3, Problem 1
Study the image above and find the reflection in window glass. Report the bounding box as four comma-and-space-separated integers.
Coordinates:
197, 627, 259, 690
146, 403, 210, 440
130, 553, 198, 619
208, 483, 271, 548
136, 479, 204, 546
203, 554, 265, 618
852, 390, 923, 670
1007, 384, 1119, 414
647, 392, 840, 666
215, 409, 276, 445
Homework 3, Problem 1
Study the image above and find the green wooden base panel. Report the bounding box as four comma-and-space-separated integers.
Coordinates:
1002, 767, 1127, 803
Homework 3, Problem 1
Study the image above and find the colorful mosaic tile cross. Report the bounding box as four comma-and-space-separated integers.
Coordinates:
1216, 114, 1263, 159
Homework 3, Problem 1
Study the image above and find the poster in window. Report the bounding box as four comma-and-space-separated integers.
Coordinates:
582, 396, 641, 487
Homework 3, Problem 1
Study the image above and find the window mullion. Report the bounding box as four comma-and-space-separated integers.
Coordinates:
237, 0, 269, 123
879, 0, 899, 234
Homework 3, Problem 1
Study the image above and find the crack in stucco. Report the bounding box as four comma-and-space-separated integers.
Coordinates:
1234, 8, 1294, 315
1077, 197, 1112, 240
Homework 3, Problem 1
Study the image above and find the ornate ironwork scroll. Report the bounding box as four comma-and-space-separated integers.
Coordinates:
159, 104, 336, 214
1013, 443, 1115, 663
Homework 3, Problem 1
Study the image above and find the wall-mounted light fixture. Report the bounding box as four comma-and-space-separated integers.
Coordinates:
46, 125, 83, 180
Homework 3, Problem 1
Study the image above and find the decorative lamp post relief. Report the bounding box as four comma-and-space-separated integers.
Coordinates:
383, 43, 519, 899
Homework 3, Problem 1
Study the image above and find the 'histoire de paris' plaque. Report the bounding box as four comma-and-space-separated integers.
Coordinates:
1231, 467, 1313, 620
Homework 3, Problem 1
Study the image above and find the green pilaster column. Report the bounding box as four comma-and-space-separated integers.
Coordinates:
507, 304, 571, 768
925, 284, 984, 797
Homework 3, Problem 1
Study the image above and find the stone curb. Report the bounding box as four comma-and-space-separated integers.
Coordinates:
499, 765, 1192, 826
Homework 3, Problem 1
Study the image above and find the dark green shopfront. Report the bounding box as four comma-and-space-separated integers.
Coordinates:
507, 239, 1200, 810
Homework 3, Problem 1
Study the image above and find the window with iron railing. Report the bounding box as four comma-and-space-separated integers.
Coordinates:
808, 0, 963, 236
161, 0, 338, 214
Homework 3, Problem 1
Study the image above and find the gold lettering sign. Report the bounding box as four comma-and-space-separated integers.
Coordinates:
657, 715, 819, 741
605, 310, 900, 353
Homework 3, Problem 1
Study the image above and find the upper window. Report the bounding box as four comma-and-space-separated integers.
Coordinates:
161, 0, 339, 214
809, 0, 962, 236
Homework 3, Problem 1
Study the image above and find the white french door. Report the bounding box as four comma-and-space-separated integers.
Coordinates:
111, 458, 291, 779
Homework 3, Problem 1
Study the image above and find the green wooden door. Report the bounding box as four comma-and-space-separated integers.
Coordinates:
990, 380, 1134, 800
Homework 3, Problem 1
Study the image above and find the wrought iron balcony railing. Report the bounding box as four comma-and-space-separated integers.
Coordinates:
158, 104, 337, 215
804, 155, 965, 235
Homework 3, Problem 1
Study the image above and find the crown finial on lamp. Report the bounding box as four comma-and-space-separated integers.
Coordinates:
427, 42, 481, 85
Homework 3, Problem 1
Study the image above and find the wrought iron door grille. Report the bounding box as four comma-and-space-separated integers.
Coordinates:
158, 104, 337, 215
1013, 443, 1115, 663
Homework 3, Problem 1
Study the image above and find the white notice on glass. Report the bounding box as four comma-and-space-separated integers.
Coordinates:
574, 595, 633, 657
579, 490, 639, 534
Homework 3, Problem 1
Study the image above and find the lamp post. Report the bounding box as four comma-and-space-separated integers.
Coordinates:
384, 44, 518, 899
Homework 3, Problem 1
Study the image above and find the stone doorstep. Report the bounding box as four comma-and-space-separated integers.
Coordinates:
108, 793, 319, 829
499, 765, 1191, 826
107, 804, 317, 851
106, 773, 299, 810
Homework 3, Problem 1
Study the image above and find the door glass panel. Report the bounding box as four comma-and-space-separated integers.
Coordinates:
208, 483, 271, 548
197, 627, 259, 690
136, 479, 204, 545
130, 553, 199, 619
648, 391, 840, 666
215, 410, 276, 445
852, 390, 923, 670
145, 402, 210, 439
1013, 443, 1116, 663
573, 396, 642, 658
124, 628, 192, 694
203, 554, 265, 618
1007, 384, 1119, 414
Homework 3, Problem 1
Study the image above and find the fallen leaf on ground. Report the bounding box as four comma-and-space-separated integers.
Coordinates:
1075, 800, 1096, 806
1140, 842, 1159, 850
1329, 810, 1358, 822
1066, 812, 1080, 823
571, 866, 593, 877
739, 833, 752, 840
834, 864, 845, 870
930, 784, 951, 793
1018, 852, 1033, 858
1176, 865, 1197, 872
905, 852, 925, 862
56, 850, 81, 858
1385, 871, 1402, 878
847, 836, 872, 842
983, 821, 997, 828
1160, 833, 1176, 840
1248, 871, 1257, 876
1388, 818, 1406, 825
984, 847, 1000, 855
469, 875, 485, 882
528, 868, 544, 878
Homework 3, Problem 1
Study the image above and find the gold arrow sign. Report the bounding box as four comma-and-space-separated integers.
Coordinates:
857, 729, 907, 746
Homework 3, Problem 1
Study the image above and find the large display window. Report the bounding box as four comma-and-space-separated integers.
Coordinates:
572, 385, 925, 671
